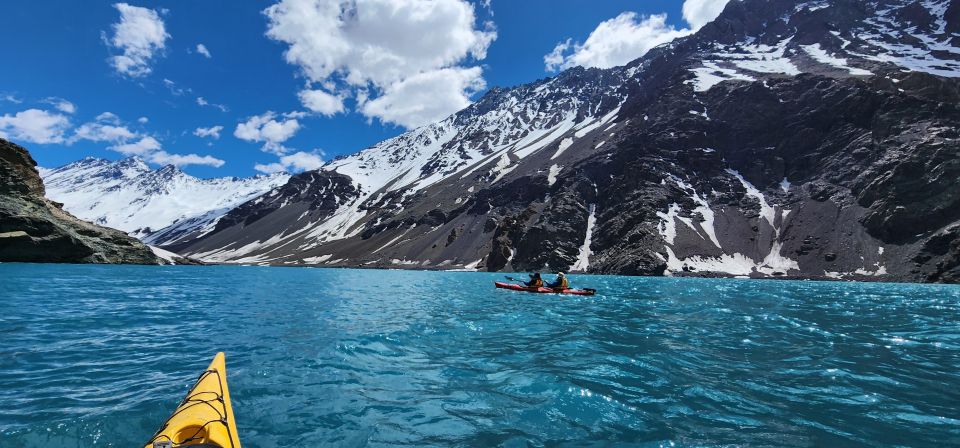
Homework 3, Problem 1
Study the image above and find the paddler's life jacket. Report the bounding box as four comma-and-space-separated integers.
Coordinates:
552, 276, 569, 289
527, 278, 543, 287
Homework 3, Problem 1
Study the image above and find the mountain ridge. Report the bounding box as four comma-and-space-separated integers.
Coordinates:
41, 156, 290, 246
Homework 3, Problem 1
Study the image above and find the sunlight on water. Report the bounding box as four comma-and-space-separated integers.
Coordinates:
1, 264, 958, 447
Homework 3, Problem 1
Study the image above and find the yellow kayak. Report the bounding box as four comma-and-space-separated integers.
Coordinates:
145, 352, 241, 448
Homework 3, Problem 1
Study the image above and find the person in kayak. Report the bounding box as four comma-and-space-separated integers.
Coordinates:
548, 272, 569, 290
524, 273, 543, 288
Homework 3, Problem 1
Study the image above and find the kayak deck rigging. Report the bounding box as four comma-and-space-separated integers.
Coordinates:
146, 352, 241, 448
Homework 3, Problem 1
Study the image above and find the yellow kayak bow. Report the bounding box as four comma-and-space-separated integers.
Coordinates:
145, 352, 241, 448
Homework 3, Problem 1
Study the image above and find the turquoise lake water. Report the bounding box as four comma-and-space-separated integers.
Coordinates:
1, 264, 958, 447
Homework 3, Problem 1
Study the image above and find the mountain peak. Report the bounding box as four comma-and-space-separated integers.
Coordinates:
116, 156, 151, 172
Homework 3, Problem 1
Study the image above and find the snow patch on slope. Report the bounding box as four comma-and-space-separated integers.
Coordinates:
801, 43, 873, 75
551, 137, 575, 160
571, 204, 596, 272
149, 245, 181, 265
660, 171, 799, 277
547, 164, 562, 186
687, 62, 757, 91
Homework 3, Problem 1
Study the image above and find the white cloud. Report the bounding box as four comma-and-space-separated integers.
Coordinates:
480, 0, 492, 15
109, 136, 162, 155
545, 12, 689, 71
543, 1, 731, 72
253, 162, 285, 174
196, 43, 212, 58
360, 67, 484, 128
197, 96, 229, 112
194, 125, 224, 139
263, 0, 496, 128
683, 0, 731, 31
69, 112, 136, 144
150, 151, 225, 167
163, 78, 190, 96
95, 112, 121, 124
43, 98, 76, 114
138, 116, 149, 124
298, 89, 345, 116
72, 122, 136, 143
255, 150, 324, 174
105, 3, 170, 77
0, 109, 71, 144
234, 111, 301, 154
1, 93, 23, 104
68, 110, 223, 168
107, 135, 223, 167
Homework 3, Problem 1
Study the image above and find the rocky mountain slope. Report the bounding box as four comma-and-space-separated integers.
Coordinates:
162, 0, 958, 283
41, 158, 288, 246
0, 139, 161, 264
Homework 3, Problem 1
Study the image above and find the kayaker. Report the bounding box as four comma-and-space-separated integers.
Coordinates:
548, 272, 569, 290
524, 272, 543, 287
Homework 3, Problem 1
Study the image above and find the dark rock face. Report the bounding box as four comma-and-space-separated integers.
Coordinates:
914, 225, 960, 282
165, 170, 361, 259
211, 170, 358, 234
0, 139, 160, 264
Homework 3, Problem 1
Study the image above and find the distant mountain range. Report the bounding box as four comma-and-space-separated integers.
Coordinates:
41, 157, 288, 246
40, 0, 960, 282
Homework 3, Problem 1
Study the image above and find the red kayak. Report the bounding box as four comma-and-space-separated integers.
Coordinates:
494, 281, 596, 296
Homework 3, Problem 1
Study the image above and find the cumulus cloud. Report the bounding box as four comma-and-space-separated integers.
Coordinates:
67, 111, 222, 168
197, 96, 229, 112
110, 135, 162, 155
298, 89, 345, 116
95, 112, 121, 124
108, 135, 224, 167
0, 109, 71, 144
683, 0, 731, 31
196, 43, 212, 58
263, 0, 496, 128
254, 150, 324, 174
104, 3, 170, 77
194, 125, 223, 139
360, 67, 484, 129
544, 13, 689, 71
150, 151, 225, 167
234, 111, 301, 154
71, 114, 137, 143
138, 116, 149, 124
544, 0, 730, 72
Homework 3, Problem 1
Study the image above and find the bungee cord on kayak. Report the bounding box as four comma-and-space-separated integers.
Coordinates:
146, 353, 240, 448
147, 385, 228, 447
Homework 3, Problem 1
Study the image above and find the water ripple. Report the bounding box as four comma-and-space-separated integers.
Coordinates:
1, 265, 959, 447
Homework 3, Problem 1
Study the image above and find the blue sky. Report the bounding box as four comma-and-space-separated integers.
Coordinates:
0, 0, 722, 179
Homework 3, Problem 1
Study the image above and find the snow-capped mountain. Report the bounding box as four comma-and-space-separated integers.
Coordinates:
167, 0, 959, 282
42, 157, 289, 246
172, 64, 629, 263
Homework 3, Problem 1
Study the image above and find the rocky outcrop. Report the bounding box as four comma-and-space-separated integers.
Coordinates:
0, 139, 160, 264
